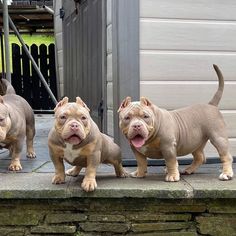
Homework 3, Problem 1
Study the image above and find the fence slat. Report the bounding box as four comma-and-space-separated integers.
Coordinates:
39, 44, 50, 110
31, 44, 42, 110
11, 43, 22, 95
22, 44, 33, 106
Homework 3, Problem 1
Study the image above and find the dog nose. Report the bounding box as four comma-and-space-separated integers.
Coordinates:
132, 124, 142, 130
70, 122, 79, 131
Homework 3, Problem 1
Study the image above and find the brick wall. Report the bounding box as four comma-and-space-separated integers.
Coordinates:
0, 198, 235, 235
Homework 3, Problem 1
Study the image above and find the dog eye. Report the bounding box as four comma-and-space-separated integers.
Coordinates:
124, 116, 130, 121
81, 116, 87, 120
60, 115, 66, 120
144, 114, 149, 119
0, 118, 4, 122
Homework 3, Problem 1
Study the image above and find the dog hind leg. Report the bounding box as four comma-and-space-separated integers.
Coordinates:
26, 119, 36, 159
210, 136, 233, 180
182, 144, 206, 175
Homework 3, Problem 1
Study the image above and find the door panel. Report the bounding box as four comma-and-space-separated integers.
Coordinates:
63, 0, 104, 129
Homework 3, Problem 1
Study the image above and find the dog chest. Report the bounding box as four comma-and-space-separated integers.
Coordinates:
63, 143, 82, 164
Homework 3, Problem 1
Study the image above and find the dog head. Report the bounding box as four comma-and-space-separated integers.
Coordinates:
54, 96, 91, 145
0, 96, 11, 141
118, 97, 157, 148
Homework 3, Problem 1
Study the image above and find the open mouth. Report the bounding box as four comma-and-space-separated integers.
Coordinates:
65, 134, 82, 145
130, 134, 146, 148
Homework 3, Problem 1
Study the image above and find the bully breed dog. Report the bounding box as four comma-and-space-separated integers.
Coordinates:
118, 65, 233, 182
0, 94, 36, 170
48, 97, 127, 192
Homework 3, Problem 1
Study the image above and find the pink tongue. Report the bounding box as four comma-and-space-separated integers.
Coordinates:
131, 136, 145, 148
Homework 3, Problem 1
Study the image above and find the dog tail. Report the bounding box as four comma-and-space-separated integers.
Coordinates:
208, 64, 224, 106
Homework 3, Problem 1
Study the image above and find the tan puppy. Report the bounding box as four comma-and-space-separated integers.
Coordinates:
0, 94, 36, 170
48, 97, 127, 192
118, 65, 233, 182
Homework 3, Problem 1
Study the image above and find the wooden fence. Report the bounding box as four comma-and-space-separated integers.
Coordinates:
11, 43, 57, 110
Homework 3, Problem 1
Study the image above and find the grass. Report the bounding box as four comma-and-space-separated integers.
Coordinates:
0, 34, 55, 73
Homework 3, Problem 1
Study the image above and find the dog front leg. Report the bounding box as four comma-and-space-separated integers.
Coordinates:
81, 151, 100, 192
49, 145, 65, 184
162, 148, 180, 182
130, 147, 147, 178
8, 140, 24, 171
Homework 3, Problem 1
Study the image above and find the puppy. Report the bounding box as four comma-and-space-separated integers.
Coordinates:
48, 97, 127, 192
118, 65, 233, 181
0, 79, 16, 95
0, 94, 36, 170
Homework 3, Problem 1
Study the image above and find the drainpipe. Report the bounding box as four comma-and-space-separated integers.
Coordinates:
3, 0, 11, 82
8, 16, 58, 105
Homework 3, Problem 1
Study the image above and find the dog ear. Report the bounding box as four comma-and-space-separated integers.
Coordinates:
76, 97, 90, 112
54, 97, 69, 112
0, 96, 4, 104
117, 97, 132, 113
140, 97, 152, 106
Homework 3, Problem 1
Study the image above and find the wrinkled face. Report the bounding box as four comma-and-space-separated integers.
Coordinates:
0, 102, 11, 141
118, 97, 156, 148
54, 97, 91, 145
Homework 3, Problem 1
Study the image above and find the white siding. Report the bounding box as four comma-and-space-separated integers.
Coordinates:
140, 0, 236, 156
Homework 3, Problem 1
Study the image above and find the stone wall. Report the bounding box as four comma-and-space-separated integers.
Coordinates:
0, 198, 236, 236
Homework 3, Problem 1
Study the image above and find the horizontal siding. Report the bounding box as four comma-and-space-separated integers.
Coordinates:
140, 52, 236, 81
140, 20, 236, 51
140, 82, 236, 110
140, 0, 236, 20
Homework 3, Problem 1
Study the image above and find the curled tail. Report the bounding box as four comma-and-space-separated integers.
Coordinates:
208, 64, 224, 106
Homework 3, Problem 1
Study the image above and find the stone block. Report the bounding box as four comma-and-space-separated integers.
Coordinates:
88, 214, 126, 222
127, 213, 191, 222
131, 222, 191, 232
31, 225, 76, 234
208, 199, 236, 213
0, 227, 25, 236
0, 212, 42, 226
46, 213, 87, 223
126, 232, 197, 236
196, 215, 236, 236
79, 222, 130, 233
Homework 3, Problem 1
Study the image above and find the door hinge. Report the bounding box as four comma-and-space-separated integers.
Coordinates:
98, 100, 104, 117
60, 7, 65, 19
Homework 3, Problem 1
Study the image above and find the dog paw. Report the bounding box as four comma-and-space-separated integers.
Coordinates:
130, 170, 146, 178
116, 167, 129, 178
66, 166, 81, 177
81, 178, 97, 192
8, 161, 22, 171
219, 172, 233, 181
165, 173, 180, 182
181, 168, 194, 175
26, 151, 36, 159
52, 174, 65, 184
